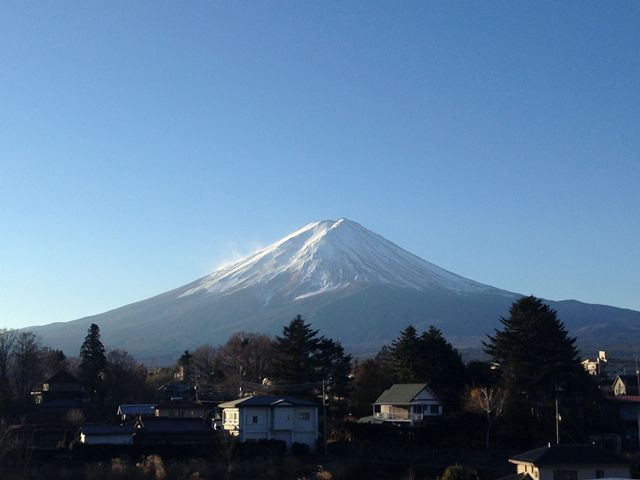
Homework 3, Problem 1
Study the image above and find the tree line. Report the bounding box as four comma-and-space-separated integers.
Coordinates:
1, 295, 597, 449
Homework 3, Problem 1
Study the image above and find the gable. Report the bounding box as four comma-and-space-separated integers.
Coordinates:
375, 384, 440, 404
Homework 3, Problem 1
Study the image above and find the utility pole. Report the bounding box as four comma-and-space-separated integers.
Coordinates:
555, 394, 560, 444
322, 377, 327, 456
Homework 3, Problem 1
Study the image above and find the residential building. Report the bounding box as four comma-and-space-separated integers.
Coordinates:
117, 404, 156, 421
612, 375, 640, 396
30, 370, 90, 406
372, 383, 442, 426
581, 351, 607, 377
155, 402, 210, 419
503, 444, 630, 480
79, 425, 134, 445
219, 395, 318, 450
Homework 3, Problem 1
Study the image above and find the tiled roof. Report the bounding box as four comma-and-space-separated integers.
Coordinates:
80, 424, 134, 436
374, 384, 434, 404
46, 370, 81, 384
510, 445, 629, 466
118, 404, 156, 416
219, 395, 317, 409
135, 418, 212, 433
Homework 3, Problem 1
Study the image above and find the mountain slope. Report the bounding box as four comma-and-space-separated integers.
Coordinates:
27, 219, 640, 361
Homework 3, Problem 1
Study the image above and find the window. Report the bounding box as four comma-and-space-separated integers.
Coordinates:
373, 405, 381, 413
298, 412, 310, 420
430, 405, 440, 415
595, 470, 605, 479
553, 470, 577, 480
251, 415, 259, 424
414, 405, 423, 414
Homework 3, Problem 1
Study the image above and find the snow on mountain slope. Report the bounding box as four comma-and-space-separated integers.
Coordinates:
179, 218, 500, 302
25, 218, 640, 360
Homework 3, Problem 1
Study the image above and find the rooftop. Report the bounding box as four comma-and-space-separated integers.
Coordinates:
219, 395, 317, 409
374, 383, 436, 404
510, 445, 629, 466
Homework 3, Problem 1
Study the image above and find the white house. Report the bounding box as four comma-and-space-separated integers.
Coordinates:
503, 444, 630, 480
372, 383, 442, 426
219, 395, 318, 450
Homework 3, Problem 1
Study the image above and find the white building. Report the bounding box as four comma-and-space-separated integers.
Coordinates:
219, 395, 318, 450
372, 383, 442, 426
505, 444, 630, 480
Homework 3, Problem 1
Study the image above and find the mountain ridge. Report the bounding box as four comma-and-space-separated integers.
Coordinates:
26, 218, 640, 361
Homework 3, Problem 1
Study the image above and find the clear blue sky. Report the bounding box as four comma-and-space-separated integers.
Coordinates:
1, 1, 638, 330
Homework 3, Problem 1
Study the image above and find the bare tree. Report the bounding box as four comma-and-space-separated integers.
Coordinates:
0, 329, 16, 406
465, 386, 506, 447
218, 332, 274, 383
192, 344, 220, 385
13, 332, 41, 402
104, 349, 148, 405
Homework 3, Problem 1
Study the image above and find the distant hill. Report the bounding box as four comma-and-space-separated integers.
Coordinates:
27, 219, 640, 362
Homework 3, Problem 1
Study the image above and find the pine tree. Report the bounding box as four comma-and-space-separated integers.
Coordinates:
78, 323, 107, 397
271, 315, 321, 387
417, 326, 465, 408
484, 296, 594, 443
316, 337, 352, 400
389, 325, 420, 383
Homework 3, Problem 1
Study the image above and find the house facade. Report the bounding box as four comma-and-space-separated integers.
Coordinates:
219, 395, 318, 450
31, 370, 90, 406
372, 383, 442, 426
506, 444, 630, 480
612, 375, 639, 396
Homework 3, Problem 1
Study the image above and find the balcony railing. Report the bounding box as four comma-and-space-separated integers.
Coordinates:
373, 412, 423, 422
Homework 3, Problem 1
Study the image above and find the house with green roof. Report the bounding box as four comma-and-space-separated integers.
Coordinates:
372, 383, 442, 426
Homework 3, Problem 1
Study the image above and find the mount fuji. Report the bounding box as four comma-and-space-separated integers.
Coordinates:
28, 219, 640, 361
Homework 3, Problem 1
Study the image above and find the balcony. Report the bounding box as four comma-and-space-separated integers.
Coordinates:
373, 411, 423, 422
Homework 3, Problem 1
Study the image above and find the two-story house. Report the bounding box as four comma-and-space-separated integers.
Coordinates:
372, 383, 442, 426
219, 395, 318, 450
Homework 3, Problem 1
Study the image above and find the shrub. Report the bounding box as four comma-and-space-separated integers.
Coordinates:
292, 442, 311, 457
440, 465, 479, 480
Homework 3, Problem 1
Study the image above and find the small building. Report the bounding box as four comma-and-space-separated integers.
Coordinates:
372, 383, 442, 426
133, 417, 215, 446
219, 395, 318, 450
31, 371, 90, 406
155, 402, 209, 419
612, 375, 640, 396
504, 444, 630, 480
582, 351, 607, 377
79, 424, 135, 445
117, 404, 156, 421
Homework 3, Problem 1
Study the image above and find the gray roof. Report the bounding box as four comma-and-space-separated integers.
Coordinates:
374, 384, 437, 404
219, 395, 317, 409
510, 445, 629, 466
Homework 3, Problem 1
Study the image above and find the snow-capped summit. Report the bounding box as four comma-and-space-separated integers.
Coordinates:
180, 218, 492, 301
26, 219, 640, 361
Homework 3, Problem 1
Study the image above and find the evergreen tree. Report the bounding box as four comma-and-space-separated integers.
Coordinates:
178, 350, 193, 384
417, 326, 465, 408
316, 337, 353, 401
271, 315, 320, 387
389, 325, 420, 382
484, 296, 595, 444
78, 323, 107, 398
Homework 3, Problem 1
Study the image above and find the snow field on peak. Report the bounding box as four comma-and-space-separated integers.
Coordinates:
179, 219, 494, 301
